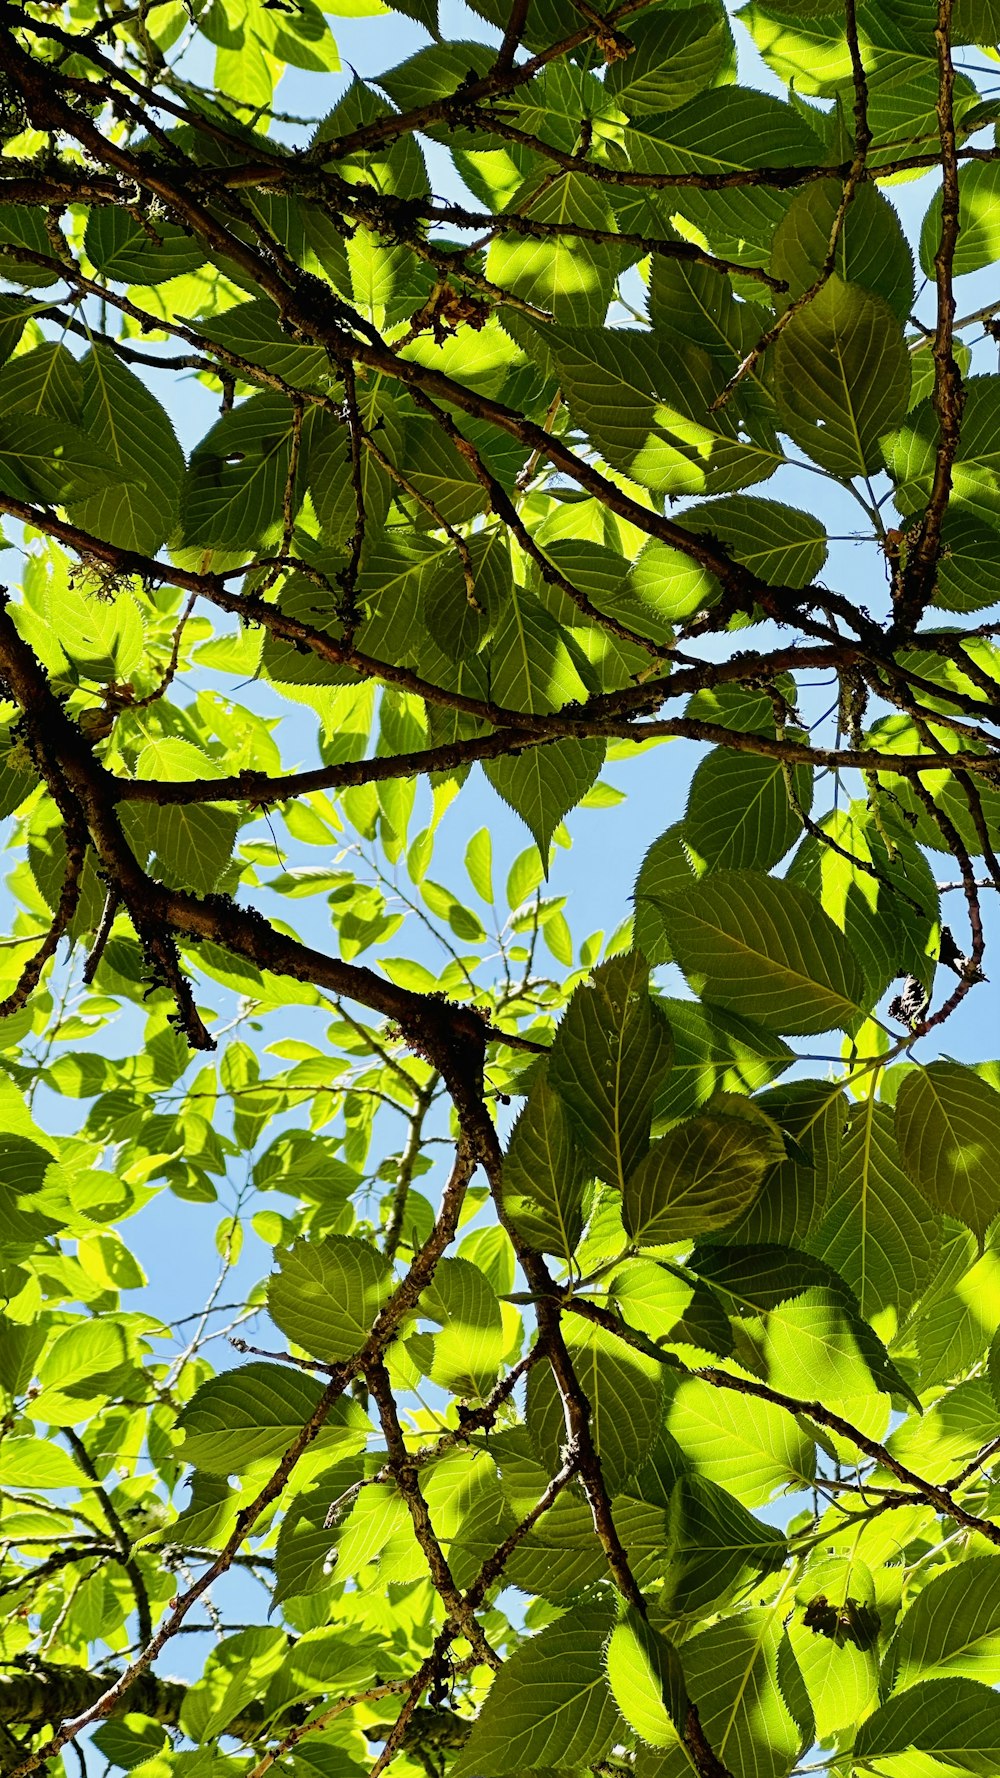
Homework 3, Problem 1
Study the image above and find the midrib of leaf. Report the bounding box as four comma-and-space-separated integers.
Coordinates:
832, 321, 869, 471
858, 1086, 877, 1313
88, 345, 122, 463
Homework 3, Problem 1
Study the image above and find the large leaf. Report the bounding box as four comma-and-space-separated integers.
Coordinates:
452, 1603, 620, 1775
773, 275, 911, 476
855, 1675, 1000, 1771
86, 206, 206, 285
268, 1237, 394, 1361
635, 1609, 804, 1778
503, 1074, 586, 1264
660, 1474, 787, 1617
920, 161, 1000, 278
543, 324, 783, 496
810, 1097, 939, 1318
487, 174, 620, 325
773, 179, 915, 321
891, 1556, 1000, 1691
786, 802, 939, 1007
623, 1109, 785, 1245
420, 1256, 505, 1400
178, 1363, 366, 1473
548, 952, 672, 1190
484, 738, 605, 860
181, 392, 311, 552
715, 1080, 844, 1249
527, 1317, 664, 1491
895, 1063, 1000, 1240
683, 746, 810, 874
665, 1372, 816, 1506
606, 5, 732, 113
653, 869, 865, 1035
606, 1611, 687, 1748
123, 739, 237, 897
72, 346, 185, 554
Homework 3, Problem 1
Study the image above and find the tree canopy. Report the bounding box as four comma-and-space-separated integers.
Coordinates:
3, 0, 1000, 1776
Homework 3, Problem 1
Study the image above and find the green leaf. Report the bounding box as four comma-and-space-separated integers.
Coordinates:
665, 1372, 816, 1506
487, 174, 620, 325
773, 275, 911, 476
606, 1610, 687, 1748
548, 952, 672, 1190
527, 1317, 664, 1490
178, 1362, 366, 1473
606, 5, 732, 113
651, 495, 828, 590
0, 342, 83, 424
201, 297, 330, 386
633, 824, 698, 967
0, 207, 61, 286
504, 1074, 586, 1264
855, 1676, 1000, 1770
485, 739, 605, 860
420, 1256, 505, 1400
123, 740, 237, 896
920, 161, 1000, 278
661, 1474, 787, 1618
653, 869, 865, 1036
273, 1459, 362, 1603
542, 325, 782, 497
892, 1555, 1000, 1690
0, 1134, 60, 1247
452, 1603, 620, 1775
69, 347, 185, 554
182, 392, 311, 552
773, 180, 915, 321
637, 1608, 803, 1778
0, 1438, 94, 1489
465, 827, 494, 903
895, 1063, 1000, 1240
786, 801, 939, 1007
623, 1109, 785, 1245
810, 1097, 939, 1318
376, 40, 494, 112
268, 1236, 394, 1360
46, 581, 145, 684
624, 89, 823, 269
652, 999, 793, 1128
86, 207, 205, 285
684, 747, 810, 874
485, 583, 590, 714
933, 512, 1000, 612
0, 415, 126, 503
787, 1554, 879, 1738
716, 1080, 843, 1249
